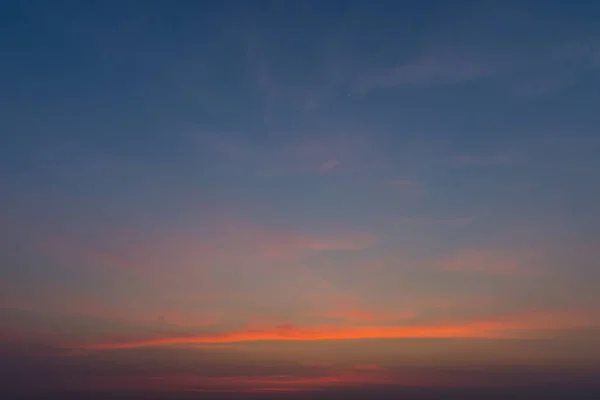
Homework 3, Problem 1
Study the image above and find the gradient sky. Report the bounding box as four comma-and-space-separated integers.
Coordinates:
1, 0, 600, 397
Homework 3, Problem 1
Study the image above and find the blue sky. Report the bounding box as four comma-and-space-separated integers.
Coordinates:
1, 0, 600, 396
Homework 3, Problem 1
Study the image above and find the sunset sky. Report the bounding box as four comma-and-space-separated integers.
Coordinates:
1, 1, 600, 398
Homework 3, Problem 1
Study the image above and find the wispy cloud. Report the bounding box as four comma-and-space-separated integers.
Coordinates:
454, 152, 516, 166
395, 214, 476, 227
387, 179, 419, 186
436, 248, 537, 276
355, 10, 600, 97
16, 213, 378, 329
43, 214, 376, 271
202, 132, 386, 176
320, 159, 340, 171
386, 179, 425, 197
307, 303, 415, 323
213, 216, 376, 258
31, 215, 376, 323
358, 52, 496, 92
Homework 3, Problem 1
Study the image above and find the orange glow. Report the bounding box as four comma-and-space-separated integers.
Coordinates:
76, 310, 592, 350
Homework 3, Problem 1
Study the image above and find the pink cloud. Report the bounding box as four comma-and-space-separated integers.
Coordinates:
29, 215, 376, 326
38, 215, 376, 316
214, 216, 376, 260
43, 215, 376, 271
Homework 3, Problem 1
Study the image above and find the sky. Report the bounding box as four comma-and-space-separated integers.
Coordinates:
1, 0, 600, 398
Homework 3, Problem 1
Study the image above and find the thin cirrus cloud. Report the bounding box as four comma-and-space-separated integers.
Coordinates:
203, 132, 386, 176
454, 152, 516, 166
386, 179, 425, 197
320, 159, 340, 171
204, 215, 377, 259
387, 179, 420, 186
357, 52, 497, 92
396, 215, 475, 227
436, 248, 537, 276
357, 41, 600, 97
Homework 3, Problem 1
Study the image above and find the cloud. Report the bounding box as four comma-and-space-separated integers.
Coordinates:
354, 8, 600, 97
43, 215, 376, 272
203, 131, 386, 176
358, 52, 496, 92
73, 310, 594, 351
6, 340, 600, 394
353, 364, 382, 371
395, 214, 475, 227
320, 159, 340, 171
436, 248, 536, 276
310, 306, 415, 323
52, 364, 449, 393
27, 215, 376, 326
454, 152, 516, 165
387, 179, 419, 186
213, 216, 376, 259
386, 179, 425, 197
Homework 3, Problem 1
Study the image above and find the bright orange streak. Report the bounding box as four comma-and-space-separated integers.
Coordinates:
76, 310, 592, 351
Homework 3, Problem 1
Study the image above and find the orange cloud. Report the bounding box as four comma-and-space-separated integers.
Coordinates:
75, 310, 593, 351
